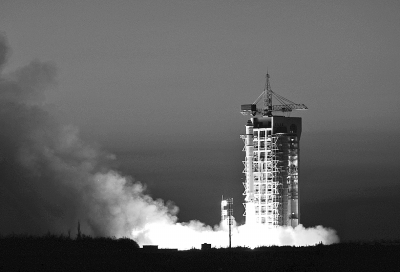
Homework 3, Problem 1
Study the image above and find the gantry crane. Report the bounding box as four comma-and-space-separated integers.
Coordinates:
240, 73, 308, 117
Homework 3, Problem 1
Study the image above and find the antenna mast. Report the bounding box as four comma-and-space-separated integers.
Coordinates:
221, 197, 234, 248
264, 73, 273, 116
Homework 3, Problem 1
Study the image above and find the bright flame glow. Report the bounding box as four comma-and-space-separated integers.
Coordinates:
131, 221, 339, 250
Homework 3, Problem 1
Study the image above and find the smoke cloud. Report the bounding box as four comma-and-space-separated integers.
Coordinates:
0, 35, 339, 249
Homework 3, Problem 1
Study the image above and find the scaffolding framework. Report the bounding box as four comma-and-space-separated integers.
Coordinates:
241, 117, 301, 228
241, 130, 282, 226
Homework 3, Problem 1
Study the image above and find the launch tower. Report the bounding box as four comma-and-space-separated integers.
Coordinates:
240, 74, 307, 227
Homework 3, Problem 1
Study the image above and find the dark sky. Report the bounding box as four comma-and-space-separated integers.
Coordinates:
0, 1, 399, 242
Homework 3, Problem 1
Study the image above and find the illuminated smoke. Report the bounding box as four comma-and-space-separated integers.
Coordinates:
0, 34, 339, 248
131, 220, 339, 249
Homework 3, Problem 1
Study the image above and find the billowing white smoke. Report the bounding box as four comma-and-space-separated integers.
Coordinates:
132, 219, 339, 249
0, 34, 339, 249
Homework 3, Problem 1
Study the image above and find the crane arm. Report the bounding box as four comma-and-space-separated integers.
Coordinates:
253, 92, 264, 105
240, 74, 308, 116
271, 104, 308, 112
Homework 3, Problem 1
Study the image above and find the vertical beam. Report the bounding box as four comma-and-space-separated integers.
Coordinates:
244, 120, 256, 225
264, 73, 273, 116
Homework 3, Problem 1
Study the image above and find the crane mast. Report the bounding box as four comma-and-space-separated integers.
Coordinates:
264, 73, 272, 116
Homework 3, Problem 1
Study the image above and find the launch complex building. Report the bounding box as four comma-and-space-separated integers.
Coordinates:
239, 74, 307, 228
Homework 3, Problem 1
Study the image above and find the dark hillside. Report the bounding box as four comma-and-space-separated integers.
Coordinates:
0, 235, 399, 271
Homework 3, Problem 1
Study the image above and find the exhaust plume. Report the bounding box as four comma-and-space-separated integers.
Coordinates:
0, 35, 339, 249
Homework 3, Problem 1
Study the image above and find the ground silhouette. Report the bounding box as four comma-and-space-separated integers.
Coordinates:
0, 234, 399, 271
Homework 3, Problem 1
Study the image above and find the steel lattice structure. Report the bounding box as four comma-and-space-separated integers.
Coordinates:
240, 74, 305, 228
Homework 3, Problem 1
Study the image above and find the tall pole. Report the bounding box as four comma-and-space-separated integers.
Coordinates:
228, 198, 233, 249
264, 73, 273, 116
222, 197, 233, 248
229, 203, 231, 249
